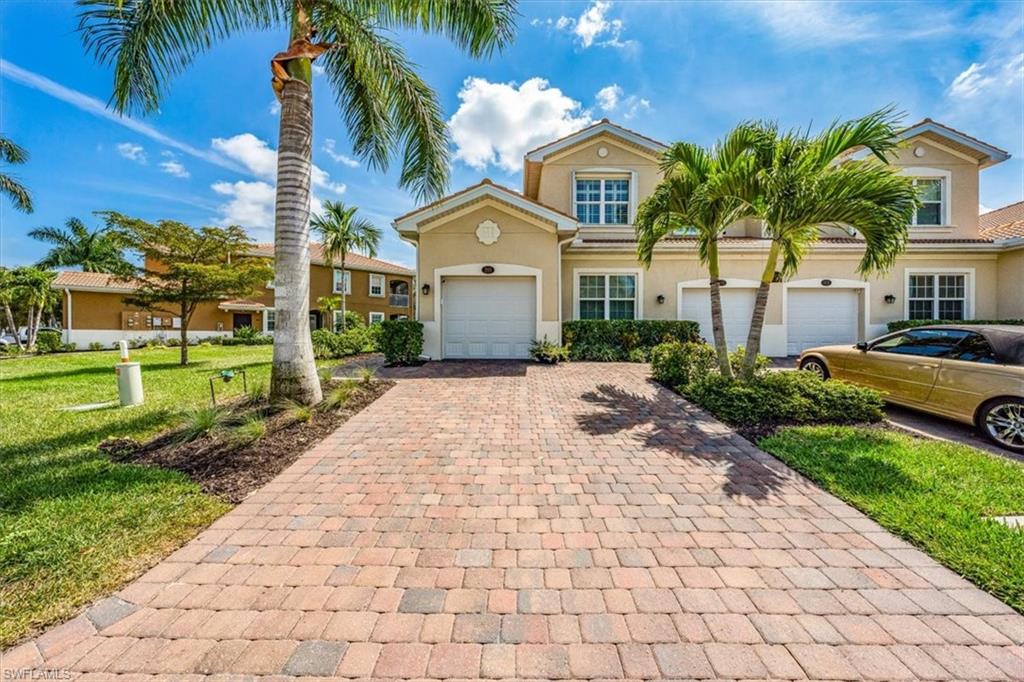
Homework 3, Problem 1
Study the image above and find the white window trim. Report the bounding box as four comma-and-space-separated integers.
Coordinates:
572, 169, 635, 227
573, 268, 643, 320
900, 167, 951, 227
368, 311, 385, 324
263, 308, 276, 333
903, 268, 974, 320
369, 273, 385, 297
332, 269, 352, 294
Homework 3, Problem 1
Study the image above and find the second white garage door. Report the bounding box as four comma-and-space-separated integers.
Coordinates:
442, 276, 535, 359
786, 288, 860, 355
679, 287, 757, 350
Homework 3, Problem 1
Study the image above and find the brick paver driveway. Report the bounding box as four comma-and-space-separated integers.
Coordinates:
6, 362, 1023, 680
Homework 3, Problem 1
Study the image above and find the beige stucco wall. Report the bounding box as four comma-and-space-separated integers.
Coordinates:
888, 139, 980, 239
996, 248, 1024, 318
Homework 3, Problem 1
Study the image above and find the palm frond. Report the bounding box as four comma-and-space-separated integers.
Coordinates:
1, 174, 34, 213
810, 105, 904, 168
359, 0, 518, 58
28, 226, 74, 247
0, 136, 29, 164
76, 0, 284, 114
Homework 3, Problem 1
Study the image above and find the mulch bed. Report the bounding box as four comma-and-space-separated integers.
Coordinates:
100, 379, 393, 503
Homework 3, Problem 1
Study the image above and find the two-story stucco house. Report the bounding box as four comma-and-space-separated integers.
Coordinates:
393, 118, 1022, 359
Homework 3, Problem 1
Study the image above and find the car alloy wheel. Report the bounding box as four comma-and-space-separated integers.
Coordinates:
982, 399, 1024, 452
800, 358, 829, 380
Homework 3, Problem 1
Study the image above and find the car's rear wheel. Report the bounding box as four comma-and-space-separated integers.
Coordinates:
800, 357, 830, 380
978, 398, 1024, 453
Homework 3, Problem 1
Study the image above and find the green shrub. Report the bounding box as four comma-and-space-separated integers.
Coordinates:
233, 325, 261, 341
311, 326, 377, 360
88, 342, 104, 352
530, 337, 569, 364
728, 345, 770, 377
562, 320, 700, 361
651, 341, 717, 389
34, 331, 64, 353
887, 318, 1024, 332
379, 320, 423, 365
311, 328, 341, 360
222, 327, 272, 346
334, 310, 365, 331
684, 371, 884, 428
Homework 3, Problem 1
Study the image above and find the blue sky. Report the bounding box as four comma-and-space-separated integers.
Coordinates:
2, 1, 1022, 270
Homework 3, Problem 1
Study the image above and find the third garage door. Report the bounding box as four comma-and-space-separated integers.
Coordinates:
442, 277, 535, 359
786, 288, 859, 355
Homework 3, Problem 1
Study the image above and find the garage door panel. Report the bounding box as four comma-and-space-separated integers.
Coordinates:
443, 277, 535, 359
786, 289, 859, 355
679, 288, 756, 351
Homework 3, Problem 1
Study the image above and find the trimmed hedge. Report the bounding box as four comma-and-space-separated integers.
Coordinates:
651, 342, 716, 389
379, 319, 423, 365
562, 320, 700, 362
887, 318, 1024, 332
310, 326, 378, 360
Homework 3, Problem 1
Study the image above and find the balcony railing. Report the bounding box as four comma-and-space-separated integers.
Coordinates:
389, 294, 410, 308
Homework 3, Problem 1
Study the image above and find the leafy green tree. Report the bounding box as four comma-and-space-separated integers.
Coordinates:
317, 295, 340, 329
29, 216, 134, 275
728, 109, 920, 378
77, 0, 518, 404
6, 267, 58, 349
0, 268, 25, 351
636, 126, 761, 378
102, 212, 274, 365
311, 201, 382, 331
0, 135, 33, 213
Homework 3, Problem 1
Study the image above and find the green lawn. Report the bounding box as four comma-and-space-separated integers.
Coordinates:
0, 345, 279, 647
760, 425, 1024, 613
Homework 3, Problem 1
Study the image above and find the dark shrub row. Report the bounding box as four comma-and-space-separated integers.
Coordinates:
562, 320, 700, 362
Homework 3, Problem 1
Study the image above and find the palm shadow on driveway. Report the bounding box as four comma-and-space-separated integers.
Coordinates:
576, 381, 789, 501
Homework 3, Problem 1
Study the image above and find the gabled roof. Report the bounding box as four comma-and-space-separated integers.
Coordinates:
248, 244, 413, 275
524, 118, 667, 162
979, 200, 1024, 240
392, 178, 579, 232
900, 119, 1010, 168
52, 271, 140, 292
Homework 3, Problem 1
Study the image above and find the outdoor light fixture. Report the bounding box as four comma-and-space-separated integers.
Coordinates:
421, 283, 430, 296
884, 294, 896, 304
656, 294, 666, 304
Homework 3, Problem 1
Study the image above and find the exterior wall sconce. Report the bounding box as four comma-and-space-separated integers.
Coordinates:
884, 294, 896, 304
421, 284, 431, 296
656, 294, 666, 304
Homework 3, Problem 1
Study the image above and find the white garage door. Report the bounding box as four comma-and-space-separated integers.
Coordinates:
442, 277, 535, 359
787, 288, 859, 355
679, 287, 756, 351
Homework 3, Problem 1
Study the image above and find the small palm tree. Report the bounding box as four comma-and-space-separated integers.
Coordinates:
729, 109, 920, 378
311, 201, 381, 331
14, 267, 59, 349
29, 217, 134, 275
77, 0, 517, 405
1, 135, 33, 213
636, 126, 761, 378
317, 295, 340, 330
0, 268, 25, 351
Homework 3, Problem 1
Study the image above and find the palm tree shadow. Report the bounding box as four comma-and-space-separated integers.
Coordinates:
576, 381, 790, 500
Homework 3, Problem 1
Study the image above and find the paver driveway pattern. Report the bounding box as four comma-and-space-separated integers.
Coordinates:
5, 361, 1023, 680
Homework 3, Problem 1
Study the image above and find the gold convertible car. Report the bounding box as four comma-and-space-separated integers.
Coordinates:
797, 325, 1024, 452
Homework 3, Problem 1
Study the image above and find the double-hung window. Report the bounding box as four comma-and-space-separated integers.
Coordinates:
579, 273, 637, 320
369, 273, 385, 297
575, 177, 630, 225
368, 312, 385, 324
264, 309, 276, 333
908, 273, 967, 320
332, 269, 351, 294
911, 178, 944, 226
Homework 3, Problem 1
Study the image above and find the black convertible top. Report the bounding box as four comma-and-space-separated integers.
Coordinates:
917, 325, 1024, 365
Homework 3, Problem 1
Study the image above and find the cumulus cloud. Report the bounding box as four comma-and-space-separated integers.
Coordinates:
268, 99, 281, 115
594, 84, 650, 119
160, 160, 190, 179
595, 84, 622, 111
448, 77, 592, 173
116, 142, 146, 163
534, 1, 636, 50
211, 133, 346, 194
212, 180, 277, 232
323, 138, 359, 168
948, 52, 1023, 99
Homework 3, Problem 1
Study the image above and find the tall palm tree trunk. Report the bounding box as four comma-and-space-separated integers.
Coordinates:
740, 240, 780, 379
706, 239, 732, 378
269, 5, 322, 404
339, 251, 347, 332
4, 304, 23, 351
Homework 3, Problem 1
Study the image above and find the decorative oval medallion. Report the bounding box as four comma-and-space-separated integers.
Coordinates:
476, 219, 501, 245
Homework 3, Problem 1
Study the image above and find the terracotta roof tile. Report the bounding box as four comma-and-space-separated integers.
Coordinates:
979, 201, 1024, 240
248, 244, 413, 275
52, 271, 140, 291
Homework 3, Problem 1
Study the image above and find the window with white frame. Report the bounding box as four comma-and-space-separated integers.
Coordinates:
911, 178, 944, 226
332, 269, 351, 294
264, 309, 276, 332
575, 177, 629, 225
579, 273, 637, 320
369, 312, 385, 324
332, 310, 346, 331
908, 273, 967, 320
369, 273, 385, 297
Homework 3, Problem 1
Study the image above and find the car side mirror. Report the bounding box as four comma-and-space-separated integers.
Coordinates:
855, 341, 868, 351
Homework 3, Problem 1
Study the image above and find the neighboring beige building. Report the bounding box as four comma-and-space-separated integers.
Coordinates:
394, 119, 1022, 359
54, 246, 414, 347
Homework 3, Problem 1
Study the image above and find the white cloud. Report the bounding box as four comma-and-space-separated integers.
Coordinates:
211, 133, 346, 195
160, 160, 190, 179
211, 180, 277, 234
323, 138, 359, 167
117, 142, 146, 163
948, 53, 1023, 99
311, 63, 325, 76
595, 84, 622, 111
448, 77, 592, 173
594, 84, 650, 120
268, 99, 281, 115
536, 1, 636, 50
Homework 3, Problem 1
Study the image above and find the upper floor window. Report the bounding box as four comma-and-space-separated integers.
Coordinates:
369, 273, 385, 297
911, 178, 944, 226
576, 178, 629, 225
332, 269, 351, 294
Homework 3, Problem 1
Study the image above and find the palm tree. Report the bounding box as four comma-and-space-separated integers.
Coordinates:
1, 135, 33, 213
0, 268, 25, 351
636, 126, 761, 378
317, 295, 340, 330
311, 201, 382, 331
77, 0, 517, 404
29, 217, 134, 275
14, 267, 58, 349
728, 109, 920, 378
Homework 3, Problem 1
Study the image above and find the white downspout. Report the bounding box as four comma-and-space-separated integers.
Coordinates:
64, 288, 72, 344
556, 232, 578, 344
